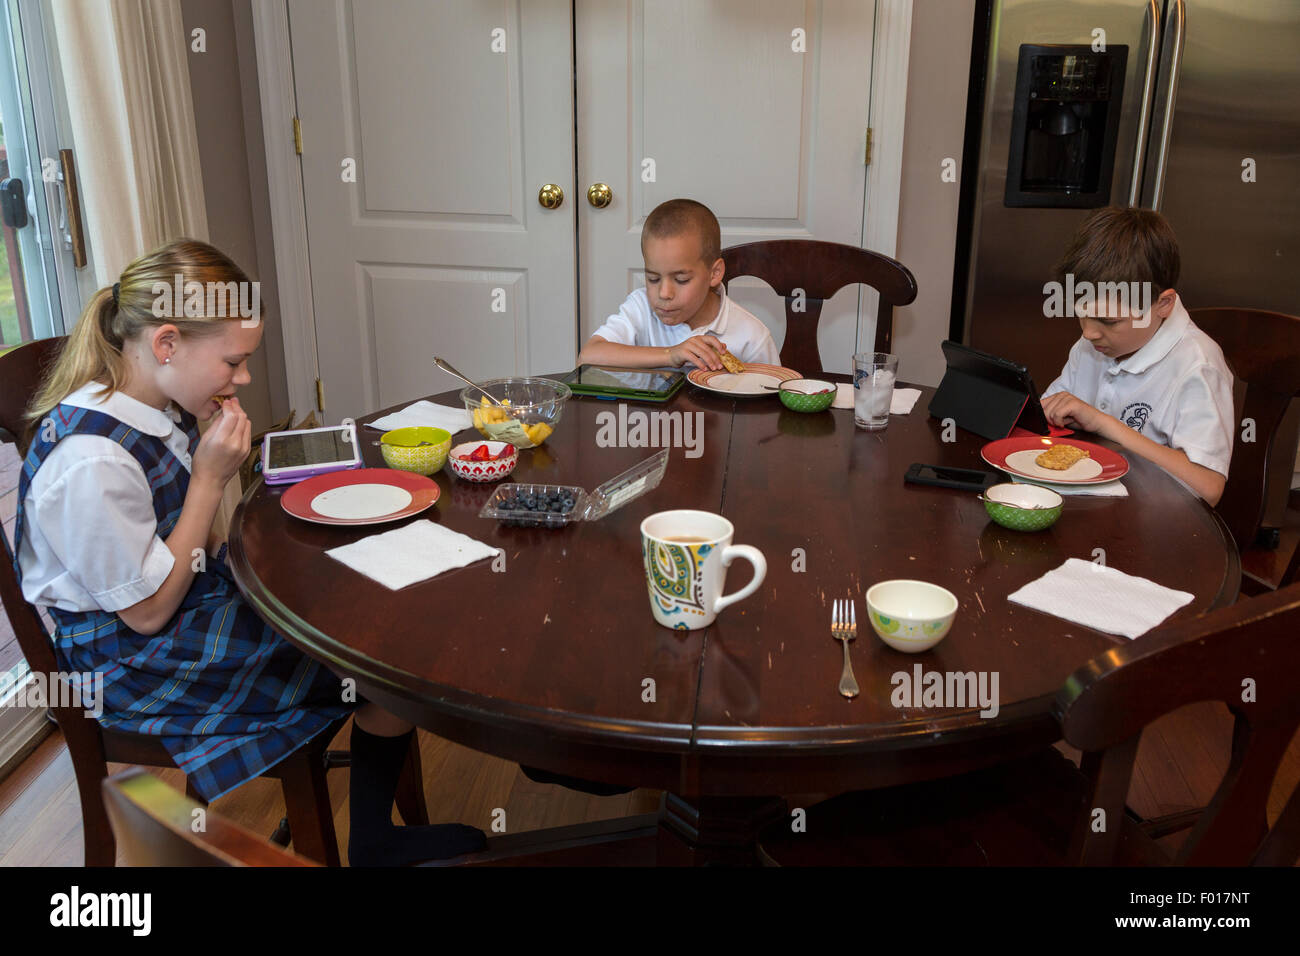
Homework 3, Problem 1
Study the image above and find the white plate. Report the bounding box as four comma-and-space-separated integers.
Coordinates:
687, 363, 802, 397
1003, 449, 1104, 483
311, 483, 414, 520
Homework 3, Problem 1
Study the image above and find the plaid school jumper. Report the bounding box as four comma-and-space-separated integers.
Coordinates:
14, 403, 354, 802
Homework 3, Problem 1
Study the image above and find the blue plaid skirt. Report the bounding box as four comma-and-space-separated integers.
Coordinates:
48, 555, 353, 802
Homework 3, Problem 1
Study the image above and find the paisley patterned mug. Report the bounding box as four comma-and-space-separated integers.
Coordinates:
641, 510, 767, 631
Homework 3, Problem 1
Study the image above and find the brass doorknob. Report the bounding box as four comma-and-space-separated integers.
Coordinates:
538, 184, 564, 209
587, 183, 613, 208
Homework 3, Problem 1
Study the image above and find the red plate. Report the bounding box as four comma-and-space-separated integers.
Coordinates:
980, 436, 1129, 485
280, 468, 441, 526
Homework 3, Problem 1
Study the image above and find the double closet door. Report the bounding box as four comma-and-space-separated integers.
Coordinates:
290, 0, 878, 420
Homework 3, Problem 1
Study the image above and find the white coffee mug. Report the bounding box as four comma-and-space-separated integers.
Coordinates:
641, 510, 767, 631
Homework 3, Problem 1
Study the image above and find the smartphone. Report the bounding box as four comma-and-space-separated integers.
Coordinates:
904, 463, 1000, 493
262, 423, 363, 485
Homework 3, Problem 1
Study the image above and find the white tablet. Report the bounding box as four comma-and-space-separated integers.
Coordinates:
262, 422, 362, 485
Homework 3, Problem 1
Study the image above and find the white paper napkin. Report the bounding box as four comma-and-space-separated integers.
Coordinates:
832, 384, 923, 413
325, 519, 498, 590
1007, 557, 1194, 639
1012, 475, 1129, 497
366, 400, 473, 434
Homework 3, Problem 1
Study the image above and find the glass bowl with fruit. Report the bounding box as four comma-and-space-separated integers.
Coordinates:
448, 440, 518, 482
461, 377, 570, 449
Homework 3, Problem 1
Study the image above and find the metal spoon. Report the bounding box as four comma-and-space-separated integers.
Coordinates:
373, 439, 437, 448
434, 357, 506, 407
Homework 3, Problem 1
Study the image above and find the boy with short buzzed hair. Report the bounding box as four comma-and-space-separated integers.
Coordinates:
578, 198, 780, 371
1041, 206, 1234, 505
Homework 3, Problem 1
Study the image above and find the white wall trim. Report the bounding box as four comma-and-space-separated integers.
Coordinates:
250, 0, 318, 419
858, 0, 913, 353
862, 0, 913, 258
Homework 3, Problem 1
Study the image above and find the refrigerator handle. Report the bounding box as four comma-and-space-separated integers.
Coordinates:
1148, 0, 1186, 209
1128, 0, 1163, 207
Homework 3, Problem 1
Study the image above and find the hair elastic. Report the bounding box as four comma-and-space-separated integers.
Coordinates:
111, 282, 120, 306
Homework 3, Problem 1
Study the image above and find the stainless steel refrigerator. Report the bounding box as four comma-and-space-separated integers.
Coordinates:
953, 0, 1300, 529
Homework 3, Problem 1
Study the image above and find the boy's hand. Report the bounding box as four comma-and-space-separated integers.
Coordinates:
194, 397, 251, 487
1041, 391, 1112, 435
667, 335, 726, 370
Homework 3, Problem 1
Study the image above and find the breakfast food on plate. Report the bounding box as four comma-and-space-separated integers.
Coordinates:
1036, 443, 1090, 470
718, 349, 745, 374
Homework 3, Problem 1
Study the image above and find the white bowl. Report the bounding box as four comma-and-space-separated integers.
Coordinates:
865, 580, 959, 653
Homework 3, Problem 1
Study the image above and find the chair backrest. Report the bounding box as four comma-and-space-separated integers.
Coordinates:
1058, 581, 1300, 865
0, 337, 112, 789
0, 338, 71, 682
721, 240, 917, 374
102, 768, 315, 866
1190, 308, 1300, 552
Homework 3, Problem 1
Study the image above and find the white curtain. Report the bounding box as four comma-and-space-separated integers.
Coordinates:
50, 0, 241, 529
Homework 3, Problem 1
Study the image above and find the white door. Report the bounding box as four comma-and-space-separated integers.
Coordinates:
577, 0, 876, 373
290, 0, 577, 420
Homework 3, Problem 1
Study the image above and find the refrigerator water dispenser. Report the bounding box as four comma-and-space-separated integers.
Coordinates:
1005, 44, 1127, 207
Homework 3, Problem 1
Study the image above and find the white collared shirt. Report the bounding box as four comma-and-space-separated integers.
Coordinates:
590, 287, 781, 366
18, 383, 192, 613
1042, 295, 1234, 478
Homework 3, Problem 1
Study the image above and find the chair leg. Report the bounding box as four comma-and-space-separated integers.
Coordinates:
74, 765, 116, 867
277, 749, 341, 867
393, 732, 430, 826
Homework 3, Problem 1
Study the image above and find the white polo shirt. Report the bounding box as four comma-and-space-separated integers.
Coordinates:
590, 287, 781, 366
18, 383, 190, 613
1042, 295, 1234, 478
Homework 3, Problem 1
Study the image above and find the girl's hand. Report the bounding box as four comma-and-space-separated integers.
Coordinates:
193, 397, 251, 487
668, 335, 725, 370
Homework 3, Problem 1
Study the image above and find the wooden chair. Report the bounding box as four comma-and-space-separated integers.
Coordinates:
758, 582, 1300, 866
0, 337, 429, 865
1192, 307, 1300, 590
721, 239, 917, 374
103, 767, 316, 866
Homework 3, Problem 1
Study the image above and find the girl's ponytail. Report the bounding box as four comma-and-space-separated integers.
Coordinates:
25, 287, 127, 430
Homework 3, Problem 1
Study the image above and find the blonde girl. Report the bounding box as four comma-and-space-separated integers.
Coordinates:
15, 239, 484, 865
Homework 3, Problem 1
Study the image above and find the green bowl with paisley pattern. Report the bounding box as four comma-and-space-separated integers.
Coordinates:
981, 482, 1063, 532
865, 580, 958, 653
778, 379, 836, 413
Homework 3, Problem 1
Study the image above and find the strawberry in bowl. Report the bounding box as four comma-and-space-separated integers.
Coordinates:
448, 440, 518, 482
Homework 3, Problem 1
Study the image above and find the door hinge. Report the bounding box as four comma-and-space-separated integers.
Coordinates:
315, 377, 325, 412
864, 127, 873, 166
293, 116, 303, 155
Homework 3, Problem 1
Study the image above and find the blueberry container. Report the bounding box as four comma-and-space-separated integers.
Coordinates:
478, 450, 669, 528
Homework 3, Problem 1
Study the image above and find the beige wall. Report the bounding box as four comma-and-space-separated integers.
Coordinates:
181, 0, 287, 432
892, 0, 976, 387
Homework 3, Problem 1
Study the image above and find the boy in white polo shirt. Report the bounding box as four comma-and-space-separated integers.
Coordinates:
578, 198, 780, 371
1040, 206, 1233, 505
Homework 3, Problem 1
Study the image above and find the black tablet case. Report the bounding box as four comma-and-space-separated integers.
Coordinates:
928, 341, 1051, 440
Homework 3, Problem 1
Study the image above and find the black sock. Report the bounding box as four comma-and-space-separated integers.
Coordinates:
346, 725, 486, 866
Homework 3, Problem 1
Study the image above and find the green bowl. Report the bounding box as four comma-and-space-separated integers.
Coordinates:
778, 379, 836, 413
380, 426, 452, 475
981, 482, 1063, 532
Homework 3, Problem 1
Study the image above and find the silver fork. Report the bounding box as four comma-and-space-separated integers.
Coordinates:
832, 598, 859, 699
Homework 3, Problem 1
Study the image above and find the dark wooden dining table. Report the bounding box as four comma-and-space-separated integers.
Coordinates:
228, 377, 1240, 865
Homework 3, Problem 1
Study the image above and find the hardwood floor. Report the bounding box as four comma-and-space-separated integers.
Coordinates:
1, 702, 1296, 866
0, 719, 662, 866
